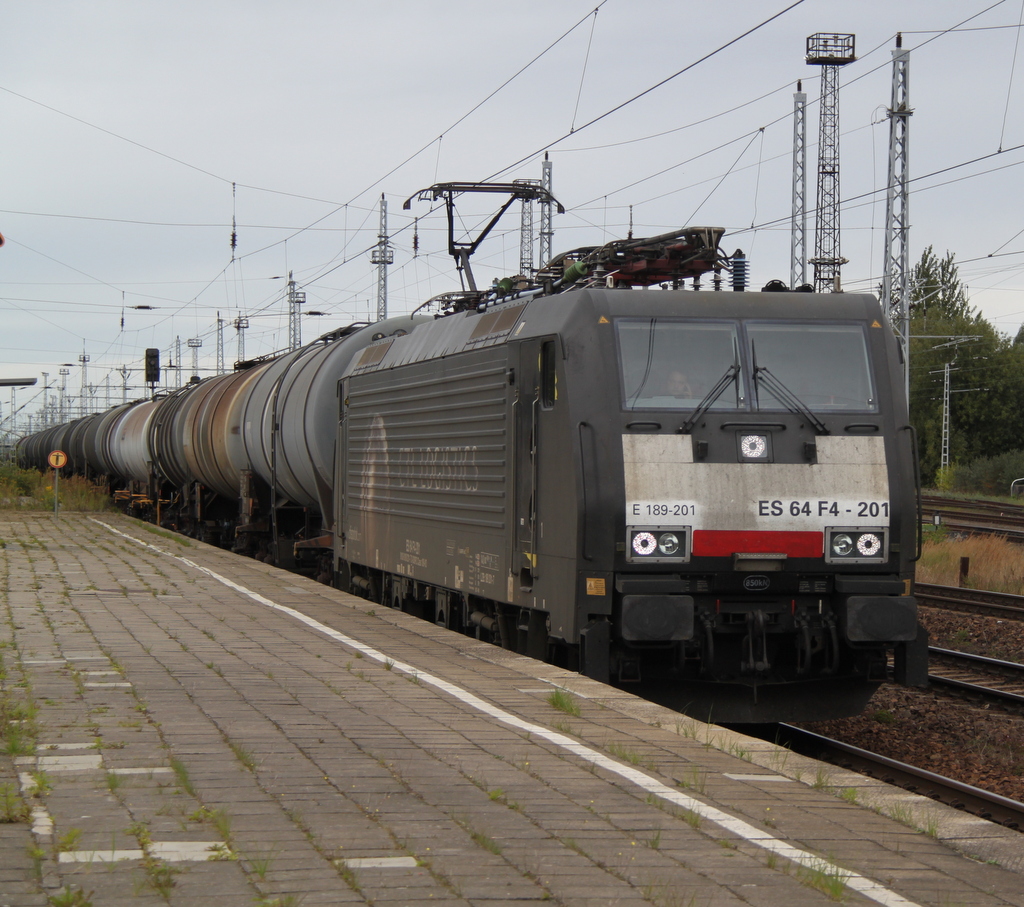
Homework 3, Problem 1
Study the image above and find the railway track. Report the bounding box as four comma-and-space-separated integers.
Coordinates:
916, 581, 1024, 620
921, 493, 1024, 542
776, 724, 1024, 831
928, 647, 1024, 709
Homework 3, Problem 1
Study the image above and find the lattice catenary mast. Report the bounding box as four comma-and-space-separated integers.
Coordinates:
287, 272, 305, 350
881, 34, 912, 404
806, 33, 856, 293
370, 194, 393, 322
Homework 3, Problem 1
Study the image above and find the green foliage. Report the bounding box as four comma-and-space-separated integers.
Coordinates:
908, 247, 1024, 485
948, 449, 1024, 496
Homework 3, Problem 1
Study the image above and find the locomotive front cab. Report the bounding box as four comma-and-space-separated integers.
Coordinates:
599, 293, 924, 719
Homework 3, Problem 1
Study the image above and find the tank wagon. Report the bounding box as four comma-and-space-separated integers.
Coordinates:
19, 226, 926, 722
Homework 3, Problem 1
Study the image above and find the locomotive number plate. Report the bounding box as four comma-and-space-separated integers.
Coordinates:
628, 501, 698, 519
756, 499, 890, 520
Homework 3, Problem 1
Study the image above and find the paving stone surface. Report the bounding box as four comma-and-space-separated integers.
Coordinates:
1, 511, 1023, 906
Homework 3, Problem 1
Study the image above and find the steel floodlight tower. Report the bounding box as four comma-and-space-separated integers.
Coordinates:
791, 80, 808, 289
806, 33, 856, 293
539, 154, 554, 269
881, 34, 912, 406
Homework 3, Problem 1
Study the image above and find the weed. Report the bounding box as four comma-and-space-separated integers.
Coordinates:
245, 847, 277, 880
0, 783, 31, 822
229, 742, 256, 772
810, 765, 833, 791
839, 787, 858, 804
547, 688, 581, 717
677, 765, 707, 794
169, 757, 196, 798
607, 741, 643, 765
871, 709, 896, 725
56, 827, 84, 852
47, 886, 94, 907
27, 770, 53, 798
794, 857, 849, 900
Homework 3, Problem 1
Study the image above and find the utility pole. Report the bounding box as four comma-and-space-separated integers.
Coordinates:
882, 33, 912, 406
370, 195, 393, 322
287, 272, 305, 349
790, 81, 808, 289
806, 33, 856, 292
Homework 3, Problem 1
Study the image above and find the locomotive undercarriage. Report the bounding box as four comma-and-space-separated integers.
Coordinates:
337, 562, 903, 698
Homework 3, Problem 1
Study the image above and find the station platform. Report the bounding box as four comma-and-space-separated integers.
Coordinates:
1, 511, 1023, 907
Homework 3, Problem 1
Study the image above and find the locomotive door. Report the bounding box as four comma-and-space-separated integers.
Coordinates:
513, 338, 557, 592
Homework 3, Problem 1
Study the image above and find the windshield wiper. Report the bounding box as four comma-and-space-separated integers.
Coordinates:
679, 364, 740, 434
754, 365, 829, 435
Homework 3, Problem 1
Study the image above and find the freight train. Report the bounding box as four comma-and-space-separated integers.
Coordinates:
18, 225, 927, 722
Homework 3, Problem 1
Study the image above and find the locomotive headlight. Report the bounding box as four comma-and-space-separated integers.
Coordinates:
831, 533, 854, 556
657, 532, 680, 556
627, 527, 689, 562
826, 528, 887, 563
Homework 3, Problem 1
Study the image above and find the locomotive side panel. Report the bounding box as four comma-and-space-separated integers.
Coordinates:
341, 349, 513, 603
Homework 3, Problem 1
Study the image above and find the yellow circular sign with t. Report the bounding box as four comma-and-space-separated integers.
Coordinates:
48, 449, 68, 469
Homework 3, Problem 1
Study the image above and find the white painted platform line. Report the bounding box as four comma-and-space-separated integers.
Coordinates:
15, 754, 102, 771
84, 682, 132, 688
40, 742, 97, 751
58, 842, 227, 863
150, 841, 228, 861
724, 773, 796, 782
93, 518, 924, 907
59, 850, 144, 864
339, 856, 419, 869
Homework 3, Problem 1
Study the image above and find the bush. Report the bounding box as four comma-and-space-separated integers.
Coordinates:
951, 449, 1024, 497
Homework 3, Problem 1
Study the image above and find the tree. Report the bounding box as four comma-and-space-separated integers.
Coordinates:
907, 247, 1024, 485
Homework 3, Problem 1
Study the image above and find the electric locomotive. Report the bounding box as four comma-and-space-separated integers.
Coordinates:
336, 228, 926, 722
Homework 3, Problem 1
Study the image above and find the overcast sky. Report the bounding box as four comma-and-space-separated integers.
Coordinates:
3, 0, 1024, 426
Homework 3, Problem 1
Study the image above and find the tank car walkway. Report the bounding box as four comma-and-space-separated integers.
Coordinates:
2, 513, 1023, 907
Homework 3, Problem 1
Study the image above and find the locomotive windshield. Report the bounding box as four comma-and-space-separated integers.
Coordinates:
618, 320, 741, 410
617, 318, 877, 413
748, 322, 876, 412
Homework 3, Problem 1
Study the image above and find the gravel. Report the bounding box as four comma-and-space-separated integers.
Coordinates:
797, 607, 1024, 803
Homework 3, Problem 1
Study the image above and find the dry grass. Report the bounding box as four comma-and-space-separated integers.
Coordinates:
917, 531, 1024, 594
0, 464, 109, 512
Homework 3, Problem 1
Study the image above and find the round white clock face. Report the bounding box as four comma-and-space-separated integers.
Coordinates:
741, 434, 767, 458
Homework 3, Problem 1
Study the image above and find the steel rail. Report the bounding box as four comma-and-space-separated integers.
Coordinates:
777, 724, 1024, 830
916, 582, 1024, 620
